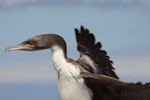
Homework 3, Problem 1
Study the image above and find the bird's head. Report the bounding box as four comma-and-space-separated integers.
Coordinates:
5, 34, 66, 52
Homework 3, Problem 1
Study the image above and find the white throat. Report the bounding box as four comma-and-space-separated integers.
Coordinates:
51, 45, 66, 72
51, 45, 93, 100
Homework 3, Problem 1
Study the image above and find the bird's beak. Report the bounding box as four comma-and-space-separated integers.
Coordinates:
5, 44, 33, 52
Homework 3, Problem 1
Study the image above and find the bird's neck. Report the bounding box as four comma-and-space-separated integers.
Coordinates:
51, 45, 67, 72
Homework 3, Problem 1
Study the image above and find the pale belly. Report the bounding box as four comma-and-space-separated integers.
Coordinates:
58, 71, 92, 100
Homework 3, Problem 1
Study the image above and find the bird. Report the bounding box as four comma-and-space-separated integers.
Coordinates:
5, 26, 150, 100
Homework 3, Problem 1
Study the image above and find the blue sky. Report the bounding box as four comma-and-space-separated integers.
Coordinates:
0, 0, 150, 100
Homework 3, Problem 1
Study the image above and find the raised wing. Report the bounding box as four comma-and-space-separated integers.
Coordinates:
75, 26, 119, 79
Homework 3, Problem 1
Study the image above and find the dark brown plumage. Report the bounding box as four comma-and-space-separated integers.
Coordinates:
75, 26, 119, 79
82, 72, 150, 100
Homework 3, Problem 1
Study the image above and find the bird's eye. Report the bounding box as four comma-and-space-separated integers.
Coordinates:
26, 41, 33, 45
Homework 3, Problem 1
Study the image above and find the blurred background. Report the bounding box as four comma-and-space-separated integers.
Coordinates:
0, 0, 150, 100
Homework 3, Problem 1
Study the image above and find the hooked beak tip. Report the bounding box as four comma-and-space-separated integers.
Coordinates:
5, 48, 10, 52
5, 44, 34, 52
5, 45, 23, 52
5, 46, 16, 52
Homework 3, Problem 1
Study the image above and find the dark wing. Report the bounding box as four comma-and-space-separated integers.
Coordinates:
75, 26, 119, 79
81, 72, 150, 100
81, 72, 122, 100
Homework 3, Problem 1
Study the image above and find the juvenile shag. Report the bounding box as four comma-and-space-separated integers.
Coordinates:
5, 26, 150, 100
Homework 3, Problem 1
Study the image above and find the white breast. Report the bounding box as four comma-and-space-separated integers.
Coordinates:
58, 64, 92, 100
51, 46, 93, 100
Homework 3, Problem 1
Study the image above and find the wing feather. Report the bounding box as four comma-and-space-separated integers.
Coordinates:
81, 72, 150, 100
75, 26, 119, 79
